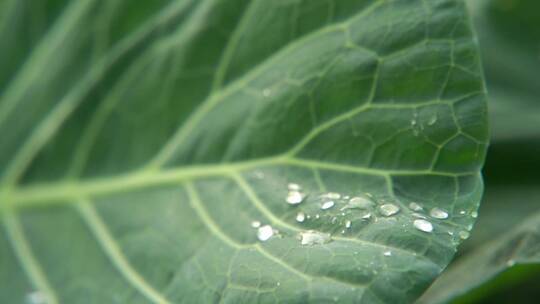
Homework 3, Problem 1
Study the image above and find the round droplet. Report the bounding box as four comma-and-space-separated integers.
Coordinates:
251, 221, 261, 228
262, 88, 271, 97
321, 201, 335, 210
459, 210, 466, 215
383, 250, 392, 257
286, 191, 305, 205
257, 225, 274, 241
342, 196, 375, 210
507, 259, 516, 267
361, 212, 372, 219
298, 230, 332, 246
471, 211, 478, 218
427, 114, 438, 126
413, 219, 433, 232
26, 291, 47, 304
288, 183, 301, 191
324, 192, 341, 199
379, 203, 400, 217
412, 212, 427, 219
315, 214, 320, 219
408, 202, 423, 211
296, 212, 305, 223
345, 220, 352, 228
459, 230, 470, 240
430, 207, 449, 219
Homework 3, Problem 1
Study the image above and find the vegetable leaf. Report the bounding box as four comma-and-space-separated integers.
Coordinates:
0, 1, 487, 303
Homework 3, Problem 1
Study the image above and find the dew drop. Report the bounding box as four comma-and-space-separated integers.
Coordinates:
315, 214, 320, 219
323, 192, 341, 199
471, 211, 478, 218
383, 250, 392, 257
296, 212, 305, 223
345, 220, 352, 228
408, 202, 423, 211
262, 88, 271, 97
459, 210, 466, 215
427, 114, 438, 126
286, 191, 305, 205
412, 212, 427, 219
342, 196, 375, 210
321, 201, 335, 210
361, 212, 372, 219
26, 291, 47, 304
251, 221, 261, 228
379, 203, 400, 217
331, 217, 337, 224
459, 230, 470, 240
413, 219, 433, 233
507, 259, 516, 267
430, 207, 449, 219
288, 183, 301, 191
298, 230, 332, 246
257, 225, 274, 241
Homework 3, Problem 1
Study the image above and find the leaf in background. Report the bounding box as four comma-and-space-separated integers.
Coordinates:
468, 0, 540, 142
0, 1, 487, 303
418, 211, 540, 304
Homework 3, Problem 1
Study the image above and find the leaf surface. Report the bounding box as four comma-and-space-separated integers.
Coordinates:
0, 1, 487, 303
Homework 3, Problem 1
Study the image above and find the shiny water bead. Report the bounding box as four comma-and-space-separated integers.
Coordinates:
286, 191, 305, 205
296, 212, 306, 223
430, 207, 449, 219
379, 203, 400, 216
251, 221, 261, 228
321, 201, 335, 210
408, 202, 423, 211
257, 225, 274, 241
459, 230, 470, 240
298, 230, 332, 246
413, 219, 433, 233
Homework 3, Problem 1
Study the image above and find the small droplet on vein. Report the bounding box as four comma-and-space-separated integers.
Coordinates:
413, 219, 433, 233
430, 207, 449, 219
321, 201, 335, 210
379, 203, 400, 217
257, 225, 274, 241
298, 230, 332, 246
296, 212, 305, 223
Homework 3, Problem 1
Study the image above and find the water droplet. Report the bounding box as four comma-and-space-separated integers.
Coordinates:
471, 211, 478, 218
379, 203, 400, 217
342, 196, 375, 210
323, 192, 341, 199
408, 202, 423, 211
262, 88, 271, 97
298, 230, 332, 246
459, 230, 470, 240
459, 210, 466, 215
412, 212, 427, 219
345, 220, 352, 228
427, 114, 438, 126
257, 225, 274, 241
296, 212, 305, 223
288, 183, 301, 191
343, 195, 350, 200
430, 207, 449, 219
286, 191, 305, 205
315, 214, 320, 219
321, 201, 335, 210
413, 219, 433, 233
383, 250, 392, 256
26, 291, 47, 304
331, 217, 337, 224
507, 259, 516, 267
251, 221, 261, 228
341, 229, 345, 234
361, 212, 372, 219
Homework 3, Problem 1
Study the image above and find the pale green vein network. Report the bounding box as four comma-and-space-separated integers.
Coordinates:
76, 199, 172, 304
2, 209, 59, 304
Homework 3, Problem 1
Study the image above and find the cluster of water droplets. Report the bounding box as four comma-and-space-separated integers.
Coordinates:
410, 111, 438, 137
252, 181, 478, 247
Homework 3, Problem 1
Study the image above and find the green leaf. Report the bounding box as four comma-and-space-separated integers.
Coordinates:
418, 210, 540, 304
0, 1, 487, 303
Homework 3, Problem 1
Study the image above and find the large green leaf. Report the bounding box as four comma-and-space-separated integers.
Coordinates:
0, 1, 488, 303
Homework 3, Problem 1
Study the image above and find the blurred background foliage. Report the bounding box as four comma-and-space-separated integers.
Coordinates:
420, 0, 540, 303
